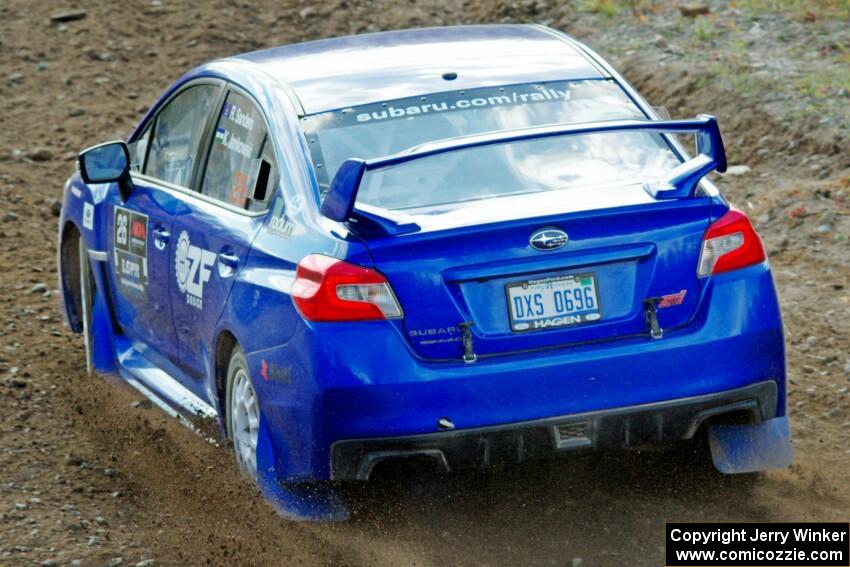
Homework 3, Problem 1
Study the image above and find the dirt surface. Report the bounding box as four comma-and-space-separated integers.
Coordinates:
1, 1, 848, 565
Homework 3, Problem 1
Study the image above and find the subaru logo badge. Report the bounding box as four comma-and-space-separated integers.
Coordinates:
529, 228, 568, 251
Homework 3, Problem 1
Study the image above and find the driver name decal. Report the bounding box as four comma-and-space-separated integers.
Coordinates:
174, 230, 215, 310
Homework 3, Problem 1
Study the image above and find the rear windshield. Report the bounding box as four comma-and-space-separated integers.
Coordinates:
301, 79, 681, 211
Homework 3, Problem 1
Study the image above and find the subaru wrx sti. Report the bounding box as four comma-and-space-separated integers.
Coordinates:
58, 25, 793, 520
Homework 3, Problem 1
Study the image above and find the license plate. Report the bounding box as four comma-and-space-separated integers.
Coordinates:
506, 273, 601, 332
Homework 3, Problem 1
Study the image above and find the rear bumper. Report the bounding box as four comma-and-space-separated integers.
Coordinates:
247, 263, 786, 482
330, 380, 778, 480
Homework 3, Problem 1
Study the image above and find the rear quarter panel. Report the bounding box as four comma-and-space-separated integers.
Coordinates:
201, 61, 377, 415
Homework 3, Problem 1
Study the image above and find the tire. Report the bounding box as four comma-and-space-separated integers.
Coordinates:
225, 348, 260, 480
64, 229, 95, 372
62, 227, 92, 333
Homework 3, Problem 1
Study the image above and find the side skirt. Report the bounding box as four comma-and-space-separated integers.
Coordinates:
111, 336, 350, 521
112, 336, 219, 441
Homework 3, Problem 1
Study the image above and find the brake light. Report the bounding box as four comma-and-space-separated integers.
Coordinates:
291, 254, 403, 321
698, 207, 766, 277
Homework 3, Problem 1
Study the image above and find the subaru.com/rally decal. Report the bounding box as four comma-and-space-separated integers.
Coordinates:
113, 206, 148, 295
174, 230, 215, 310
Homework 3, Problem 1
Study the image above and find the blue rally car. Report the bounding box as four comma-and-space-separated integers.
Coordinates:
58, 25, 792, 519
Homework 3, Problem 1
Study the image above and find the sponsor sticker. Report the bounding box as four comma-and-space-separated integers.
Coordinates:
82, 202, 94, 230
174, 230, 215, 311
260, 359, 292, 384
352, 85, 573, 124
267, 197, 294, 238
268, 214, 293, 238
113, 206, 149, 295
230, 170, 251, 208
288, 194, 304, 215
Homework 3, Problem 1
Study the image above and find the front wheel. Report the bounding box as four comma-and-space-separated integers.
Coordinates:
225, 348, 260, 480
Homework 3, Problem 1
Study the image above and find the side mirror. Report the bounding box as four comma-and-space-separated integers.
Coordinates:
78, 141, 133, 200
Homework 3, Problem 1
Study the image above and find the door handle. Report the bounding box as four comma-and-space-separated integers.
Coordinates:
152, 227, 170, 249
218, 252, 239, 267
217, 251, 239, 279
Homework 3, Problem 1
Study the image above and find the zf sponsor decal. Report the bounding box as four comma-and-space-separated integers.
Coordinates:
174, 230, 215, 310
82, 202, 94, 230
113, 206, 148, 294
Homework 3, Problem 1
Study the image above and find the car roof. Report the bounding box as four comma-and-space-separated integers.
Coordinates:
233, 25, 607, 115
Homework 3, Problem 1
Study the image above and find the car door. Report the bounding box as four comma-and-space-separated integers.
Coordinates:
170, 87, 275, 384
107, 81, 223, 365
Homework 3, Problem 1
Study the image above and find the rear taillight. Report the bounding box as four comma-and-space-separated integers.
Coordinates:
698, 207, 766, 277
291, 254, 403, 322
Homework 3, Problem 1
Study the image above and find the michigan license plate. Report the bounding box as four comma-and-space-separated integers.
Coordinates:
506, 273, 601, 332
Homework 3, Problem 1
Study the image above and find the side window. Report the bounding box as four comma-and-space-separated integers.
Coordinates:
201, 91, 275, 210
145, 84, 220, 187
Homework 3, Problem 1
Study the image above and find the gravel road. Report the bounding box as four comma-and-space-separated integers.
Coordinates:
1, 1, 848, 565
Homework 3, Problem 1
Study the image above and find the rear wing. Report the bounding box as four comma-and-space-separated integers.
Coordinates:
320, 114, 727, 222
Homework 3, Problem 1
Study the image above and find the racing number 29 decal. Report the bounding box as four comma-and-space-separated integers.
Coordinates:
113, 206, 149, 296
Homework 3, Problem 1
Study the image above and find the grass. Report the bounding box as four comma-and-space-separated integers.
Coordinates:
577, 0, 621, 17
580, 0, 850, 19
707, 39, 780, 97
693, 16, 719, 42
732, 0, 850, 20
577, 0, 667, 17
796, 68, 850, 98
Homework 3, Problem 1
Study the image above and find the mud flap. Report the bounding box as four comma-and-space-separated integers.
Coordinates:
79, 241, 115, 374
79, 239, 94, 374
90, 287, 116, 373
255, 413, 350, 522
708, 415, 793, 474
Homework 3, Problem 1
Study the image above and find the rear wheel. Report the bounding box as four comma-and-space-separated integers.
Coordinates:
225, 348, 260, 480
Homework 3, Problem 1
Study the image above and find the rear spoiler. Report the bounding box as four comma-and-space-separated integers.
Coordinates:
320, 114, 727, 223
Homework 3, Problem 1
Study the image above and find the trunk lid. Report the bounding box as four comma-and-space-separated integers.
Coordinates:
361, 193, 714, 361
